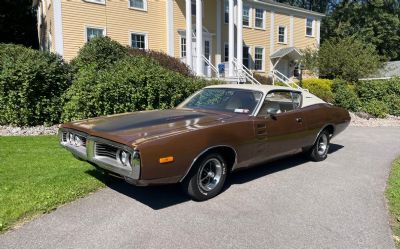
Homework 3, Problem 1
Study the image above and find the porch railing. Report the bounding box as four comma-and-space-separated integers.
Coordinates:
271, 69, 302, 89
232, 57, 261, 85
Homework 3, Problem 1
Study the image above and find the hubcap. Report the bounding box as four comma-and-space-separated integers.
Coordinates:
198, 158, 223, 192
317, 133, 328, 155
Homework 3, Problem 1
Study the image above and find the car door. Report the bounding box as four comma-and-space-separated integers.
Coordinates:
252, 90, 308, 164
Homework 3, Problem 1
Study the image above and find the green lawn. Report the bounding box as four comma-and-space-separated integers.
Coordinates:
0, 136, 105, 233
386, 158, 400, 248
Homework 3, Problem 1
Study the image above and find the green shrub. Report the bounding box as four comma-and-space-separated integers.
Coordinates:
301, 78, 334, 102
332, 80, 361, 111
360, 99, 389, 118
317, 37, 383, 82
357, 80, 390, 101
0, 44, 71, 126
385, 94, 400, 116
128, 48, 194, 78
62, 55, 208, 122
70, 37, 128, 72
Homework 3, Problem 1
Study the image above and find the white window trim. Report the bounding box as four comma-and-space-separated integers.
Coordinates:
305, 17, 314, 37
254, 46, 265, 72
277, 25, 287, 44
254, 8, 265, 30
243, 5, 252, 28
180, 36, 186, 58
129, 31, 149, 50
85, 25, 106, 42
128, 0, 148, 11
190, 0, 204, 18
84, 0, 106, 5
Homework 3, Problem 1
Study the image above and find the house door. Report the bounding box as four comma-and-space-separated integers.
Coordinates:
275, 58, 289, 78
192, 38, 212, 77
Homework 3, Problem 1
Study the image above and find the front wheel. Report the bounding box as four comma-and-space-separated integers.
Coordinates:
309, 130, 330, 161
182, 153, 227, 201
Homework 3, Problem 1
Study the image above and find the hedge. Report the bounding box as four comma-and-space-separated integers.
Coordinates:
301, 79, 334, 103
0, 44, 71, 126
62, 52, 209, 122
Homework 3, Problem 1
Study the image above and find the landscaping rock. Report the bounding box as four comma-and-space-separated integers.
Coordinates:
0, 125, 59, 136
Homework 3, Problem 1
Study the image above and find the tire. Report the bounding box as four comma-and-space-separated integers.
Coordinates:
182, 153, 228, 201
309, 130, 330, 162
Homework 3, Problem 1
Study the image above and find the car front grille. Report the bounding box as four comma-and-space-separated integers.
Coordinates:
95, 142, 118, 160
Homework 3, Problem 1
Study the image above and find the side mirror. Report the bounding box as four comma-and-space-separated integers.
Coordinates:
266, 108, 278, 120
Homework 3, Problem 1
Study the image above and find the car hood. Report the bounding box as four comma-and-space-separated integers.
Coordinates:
64, 109, 233, 146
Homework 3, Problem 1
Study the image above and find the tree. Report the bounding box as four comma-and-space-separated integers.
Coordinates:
321, 0, 400, 60
317, 37, 383, 82
0, 0, 38, 48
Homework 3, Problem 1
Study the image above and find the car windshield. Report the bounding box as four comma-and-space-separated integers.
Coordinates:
178, 88, 263, 114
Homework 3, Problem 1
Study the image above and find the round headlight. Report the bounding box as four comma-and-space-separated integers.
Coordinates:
69, 133, 74, 144
120, 151, 130, 166
74, 135, 82, 147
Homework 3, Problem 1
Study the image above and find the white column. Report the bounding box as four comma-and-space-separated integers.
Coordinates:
216, 0, 222, 66
236, 0, 243, 71
166, 0, 174, 56
228, 0, 234, 77
316, 18, 321, 48
196, 0, 203, 76
289, 15, 294, 47
53, 0, 64, 56
269, 11, 275, 71
185, 0, 193, 70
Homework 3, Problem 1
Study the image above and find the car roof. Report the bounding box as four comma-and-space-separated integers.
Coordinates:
204, 84, 327, 107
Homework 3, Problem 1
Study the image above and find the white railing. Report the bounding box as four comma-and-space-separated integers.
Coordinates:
271, 69, 302, 89
202, 55, 220, 78
232, 57, 261, 85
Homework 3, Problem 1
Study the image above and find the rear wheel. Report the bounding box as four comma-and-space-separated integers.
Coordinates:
182, 153, 227, 201
309, 130, 330, 161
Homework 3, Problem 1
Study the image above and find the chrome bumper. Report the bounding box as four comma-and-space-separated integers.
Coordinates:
59, 128, 140, 180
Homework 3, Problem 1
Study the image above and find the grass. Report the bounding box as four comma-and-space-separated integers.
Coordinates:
386, 158, 400, 248
0, 136, 105, 233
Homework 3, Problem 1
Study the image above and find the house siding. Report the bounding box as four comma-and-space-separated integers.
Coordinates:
61, 0, 167, 61
39, 0, 322, 74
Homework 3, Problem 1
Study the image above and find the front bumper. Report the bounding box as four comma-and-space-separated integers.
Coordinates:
59, 128, 140, 181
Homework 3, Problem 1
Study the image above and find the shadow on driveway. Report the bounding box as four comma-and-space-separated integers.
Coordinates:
87, 143, 344, 210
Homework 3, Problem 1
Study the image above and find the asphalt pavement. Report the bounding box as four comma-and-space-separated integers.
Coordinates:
1, 127, 399, 249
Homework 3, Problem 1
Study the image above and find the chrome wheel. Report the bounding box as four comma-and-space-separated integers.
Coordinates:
317, 133, 328, 155
197, 158, 223, 192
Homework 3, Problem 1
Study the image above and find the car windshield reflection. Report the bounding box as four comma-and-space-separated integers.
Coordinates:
178, 88, 263, 114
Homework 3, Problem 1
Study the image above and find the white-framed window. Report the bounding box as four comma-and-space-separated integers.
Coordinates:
224, 43, 229, 62
86, 27, 105, 42
84, 0, 105, 5
278, 26, 287, 44
255, 8, 264, 29
306, 17, 314, 36
243, 5, 251, 27
130, 32, 147, 49
254, 47, 264, 71
224, 0, 229, 23
181, 37, 186, 58
243, 46, 250, 68
129, 0, 147, 11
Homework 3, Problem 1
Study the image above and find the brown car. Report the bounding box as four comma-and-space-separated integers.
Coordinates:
59, 84, 350, 201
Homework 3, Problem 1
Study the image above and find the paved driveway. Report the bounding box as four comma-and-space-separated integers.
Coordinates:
1, 127, 400, 249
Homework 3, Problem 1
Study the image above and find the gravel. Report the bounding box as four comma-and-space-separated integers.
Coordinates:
0, 112, 399, 136
0, 125, 59, 136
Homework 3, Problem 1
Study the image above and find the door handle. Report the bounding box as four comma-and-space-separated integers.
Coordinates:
296, 117, 303, 123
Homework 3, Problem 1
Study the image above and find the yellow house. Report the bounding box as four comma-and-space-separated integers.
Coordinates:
34, 0, 324, 83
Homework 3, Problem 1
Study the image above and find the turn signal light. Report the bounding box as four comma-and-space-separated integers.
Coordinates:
159, 156, 174, 164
